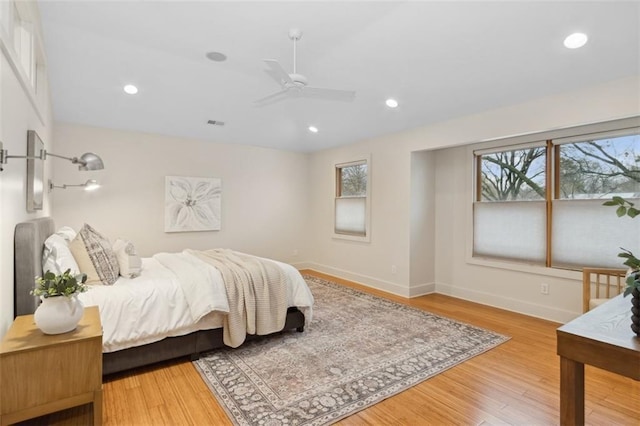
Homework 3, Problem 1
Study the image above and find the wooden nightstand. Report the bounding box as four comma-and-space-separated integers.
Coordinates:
0, 306, 102, 426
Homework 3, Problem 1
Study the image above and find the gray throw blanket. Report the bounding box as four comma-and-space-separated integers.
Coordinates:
186, 249, 288, 348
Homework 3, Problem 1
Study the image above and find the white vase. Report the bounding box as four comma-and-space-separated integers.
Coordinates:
34, 295, 84, 335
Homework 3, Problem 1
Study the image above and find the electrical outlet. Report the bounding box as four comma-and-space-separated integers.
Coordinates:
540, 283, 549, 295
391, 265, 397, 274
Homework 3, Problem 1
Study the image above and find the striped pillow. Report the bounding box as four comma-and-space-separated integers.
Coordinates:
69, 224, 120, 285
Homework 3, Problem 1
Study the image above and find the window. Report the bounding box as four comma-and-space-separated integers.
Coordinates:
335, 158, 370, 241
12, 3, 34, 85
473, 122, 640, 269
0, 1, 10, 38
474, 143, 548, 263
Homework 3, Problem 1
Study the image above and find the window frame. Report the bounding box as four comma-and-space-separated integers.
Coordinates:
0, 0, 46, 123
471, 116, 640, 270
333, 155, 371, 243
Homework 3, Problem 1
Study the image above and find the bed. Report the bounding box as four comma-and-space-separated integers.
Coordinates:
14, 217, 313, 375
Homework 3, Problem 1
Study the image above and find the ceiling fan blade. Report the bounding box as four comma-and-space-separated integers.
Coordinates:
253, 88, 290, 106
263, 59, 293, 86
258, 34, 354, 106
301, 86, 356, 101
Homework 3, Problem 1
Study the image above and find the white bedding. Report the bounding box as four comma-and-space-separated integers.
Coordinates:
77, 251, 314, 353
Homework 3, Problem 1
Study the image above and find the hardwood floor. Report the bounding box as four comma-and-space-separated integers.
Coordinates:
24, 270, 639, 425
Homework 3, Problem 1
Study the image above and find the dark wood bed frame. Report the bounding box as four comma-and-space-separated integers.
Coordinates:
14, 217, 306, 376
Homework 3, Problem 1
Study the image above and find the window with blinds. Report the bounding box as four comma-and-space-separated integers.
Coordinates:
473, 123, 640, 269
335, 159, 369, 240
474, 143, 548, 264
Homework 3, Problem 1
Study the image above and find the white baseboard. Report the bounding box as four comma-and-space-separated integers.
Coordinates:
292, 261, 577, 323
436, 283, 577, 324
297, 262, 414, 297
290, 261, 314, 270
409, 282, 436, 297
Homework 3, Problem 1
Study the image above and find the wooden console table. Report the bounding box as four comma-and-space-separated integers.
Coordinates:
557, 294, 640, 425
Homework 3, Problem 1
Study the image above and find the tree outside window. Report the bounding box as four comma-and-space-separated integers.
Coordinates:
558, 134, 640, 199
479, 147, 546, 201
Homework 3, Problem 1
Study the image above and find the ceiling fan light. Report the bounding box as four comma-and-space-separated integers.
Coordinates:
308, 126, 319, 133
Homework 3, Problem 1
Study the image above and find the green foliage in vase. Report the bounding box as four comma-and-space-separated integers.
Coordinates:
604, 197, 640, 296
31, 269, 88, 298
624, 271, 640, 297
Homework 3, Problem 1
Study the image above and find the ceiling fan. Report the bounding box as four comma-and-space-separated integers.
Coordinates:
254, 28, 356, 106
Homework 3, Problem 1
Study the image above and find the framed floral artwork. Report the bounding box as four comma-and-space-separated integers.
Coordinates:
164, 176, 222, 232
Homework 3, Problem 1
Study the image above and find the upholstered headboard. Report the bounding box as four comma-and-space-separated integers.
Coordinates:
14, 217, 55, 316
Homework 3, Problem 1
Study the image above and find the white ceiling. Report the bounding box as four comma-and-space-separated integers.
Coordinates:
38, 1, 639, 153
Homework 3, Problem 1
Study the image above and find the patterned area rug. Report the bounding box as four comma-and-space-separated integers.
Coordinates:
194, 275, 509, 426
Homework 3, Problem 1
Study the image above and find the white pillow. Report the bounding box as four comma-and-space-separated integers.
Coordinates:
55, 226, 77, 242
42, 228, 80, 275
112, 239, 142, 278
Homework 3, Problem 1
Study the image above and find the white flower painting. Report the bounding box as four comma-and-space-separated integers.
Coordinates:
165, 176, 222, 232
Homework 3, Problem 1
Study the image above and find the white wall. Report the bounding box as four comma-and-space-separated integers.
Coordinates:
307, 75, 640, 322
409, 150, 435, 293
0, 2, 53, 338
307, 138, 414, 296
51, 124, 310, 263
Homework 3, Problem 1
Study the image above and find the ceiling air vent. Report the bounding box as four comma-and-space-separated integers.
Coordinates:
207, 120, 225, 126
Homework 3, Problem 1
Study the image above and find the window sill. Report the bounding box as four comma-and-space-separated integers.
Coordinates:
466, 255, 582, 280
332, 233, 371, 243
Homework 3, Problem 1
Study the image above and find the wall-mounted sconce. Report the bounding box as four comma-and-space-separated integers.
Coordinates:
1, 131, 105, 212
49, 179, 101, 192
0, 133, 104, 172
42, 151, 104, 171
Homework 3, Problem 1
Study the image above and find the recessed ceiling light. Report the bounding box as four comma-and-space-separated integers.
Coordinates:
564, 33, 588, 49
386, 98, 399, 108
308, 126, 318, 133
123, 84, 138, 95
206, 51, 227, 62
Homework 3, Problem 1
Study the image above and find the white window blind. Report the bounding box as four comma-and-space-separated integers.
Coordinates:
552, 199, 640, 268
474, 201, 546, 263
335, 197, 366, 235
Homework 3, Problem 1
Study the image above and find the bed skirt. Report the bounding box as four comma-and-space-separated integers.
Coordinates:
103, 307, 305, 375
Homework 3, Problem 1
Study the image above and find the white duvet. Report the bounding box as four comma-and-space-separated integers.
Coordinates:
77, 251, 314, 353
